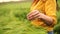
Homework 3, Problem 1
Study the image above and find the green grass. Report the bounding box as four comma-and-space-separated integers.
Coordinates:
0, 2, 47, 34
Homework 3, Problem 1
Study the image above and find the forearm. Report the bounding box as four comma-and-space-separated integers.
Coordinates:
27, 10, 54, 26
39, 13, 54, 26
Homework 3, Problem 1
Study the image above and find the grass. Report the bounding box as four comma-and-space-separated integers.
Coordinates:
0, 2, 47, 34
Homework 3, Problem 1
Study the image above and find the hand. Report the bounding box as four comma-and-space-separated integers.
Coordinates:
27, 10, 41, 20
27, 10, 54, 26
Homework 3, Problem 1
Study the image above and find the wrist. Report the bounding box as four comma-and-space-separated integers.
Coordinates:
38, 13, 44, 19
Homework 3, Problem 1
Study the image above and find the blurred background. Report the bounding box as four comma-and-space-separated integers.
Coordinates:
0, 0, 60, 34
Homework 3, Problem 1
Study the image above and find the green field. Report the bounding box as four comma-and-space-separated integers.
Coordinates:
0, 0, 60, 34
0, 2, 47, 34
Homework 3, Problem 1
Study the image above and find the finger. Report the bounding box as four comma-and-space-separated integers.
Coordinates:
27, 15, 34, 20
32, 13, 40, 19
28, 13, 40, 20
27, 10, 40, 20
28, 12, 39, 18
27, 11, 37, 17
27, 10, 40, 16
27, 15, 33, 20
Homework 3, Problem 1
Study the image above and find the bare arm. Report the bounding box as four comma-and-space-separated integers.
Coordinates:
27, 10, 54, 26
38, 13, 54, 26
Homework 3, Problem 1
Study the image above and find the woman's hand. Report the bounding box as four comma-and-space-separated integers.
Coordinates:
27, 10, 41, 20
27, 10, 54, 26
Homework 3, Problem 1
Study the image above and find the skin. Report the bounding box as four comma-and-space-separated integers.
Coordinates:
27, 10, 54, 26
